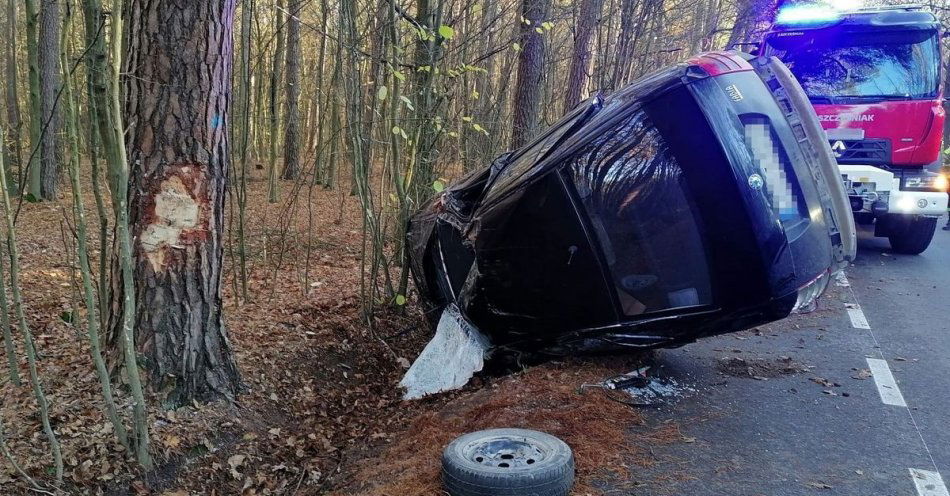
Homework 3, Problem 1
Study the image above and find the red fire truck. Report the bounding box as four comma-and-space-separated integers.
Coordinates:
762, 4, 949, 254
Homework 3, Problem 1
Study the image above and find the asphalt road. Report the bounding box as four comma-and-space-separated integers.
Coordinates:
624, 217, 950, 496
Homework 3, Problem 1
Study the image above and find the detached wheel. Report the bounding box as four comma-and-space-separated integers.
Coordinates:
442, 428, 574, 496
888, 215, 937, 255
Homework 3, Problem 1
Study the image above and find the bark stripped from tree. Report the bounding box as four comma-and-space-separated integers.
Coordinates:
120, 0, 241, 408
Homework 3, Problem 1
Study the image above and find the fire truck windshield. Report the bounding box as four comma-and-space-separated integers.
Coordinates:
765, 30, 939, 102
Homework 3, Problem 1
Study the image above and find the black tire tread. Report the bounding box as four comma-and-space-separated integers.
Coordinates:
889, 216, 937, 255
441, 429, 574, 496
442, 464, 574, 496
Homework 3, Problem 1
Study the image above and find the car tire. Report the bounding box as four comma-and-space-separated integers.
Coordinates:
888, 215, 937, 255
442, 428, 574, 496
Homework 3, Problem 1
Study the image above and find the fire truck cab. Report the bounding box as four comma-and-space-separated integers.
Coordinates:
762, 4, 949, 254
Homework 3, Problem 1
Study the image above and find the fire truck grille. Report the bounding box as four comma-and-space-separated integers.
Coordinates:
829, 138, 891, 165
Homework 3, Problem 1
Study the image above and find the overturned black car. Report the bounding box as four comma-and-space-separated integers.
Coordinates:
402, 52, 855, 398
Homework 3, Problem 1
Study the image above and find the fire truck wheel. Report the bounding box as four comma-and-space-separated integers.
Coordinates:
888, 215, 937, 255
854, 213, 874, 226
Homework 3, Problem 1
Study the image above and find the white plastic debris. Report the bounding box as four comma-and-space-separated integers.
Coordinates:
399, 304, 491, 400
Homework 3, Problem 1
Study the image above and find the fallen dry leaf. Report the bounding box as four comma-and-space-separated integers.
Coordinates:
228, 454, 246, 480
852, 369, 872, 380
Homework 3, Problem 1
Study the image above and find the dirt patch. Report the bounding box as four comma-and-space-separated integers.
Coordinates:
716, 356, 810, 379
334, 358, 670, 496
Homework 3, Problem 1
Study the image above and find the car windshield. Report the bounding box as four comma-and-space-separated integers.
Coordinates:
766, 30, 939, 101
566, 109, 712, 316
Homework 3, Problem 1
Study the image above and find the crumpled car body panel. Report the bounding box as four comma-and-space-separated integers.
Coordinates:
407, 52, 854, 355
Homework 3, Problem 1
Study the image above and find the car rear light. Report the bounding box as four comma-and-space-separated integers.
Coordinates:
791, 271, 830, 313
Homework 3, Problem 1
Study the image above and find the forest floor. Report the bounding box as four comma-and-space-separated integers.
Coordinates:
0, 166, 683, 495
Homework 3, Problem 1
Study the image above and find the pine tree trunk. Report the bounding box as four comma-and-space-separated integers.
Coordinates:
24, 0, 42, 199
266, 0, 285, 201
609, 0, 639, 90
281, 0, 301, 180
37, 0, 61, 200
3, 0, 23, 194
511, 0, 552, 149
120, 0, 241, 408
564, 0, 602, 112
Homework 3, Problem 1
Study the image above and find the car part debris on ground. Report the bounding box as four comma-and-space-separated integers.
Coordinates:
403, 51, 856, 398
400, 304, 490, 399
582, 365, 695, 407
442, 428, 574, 496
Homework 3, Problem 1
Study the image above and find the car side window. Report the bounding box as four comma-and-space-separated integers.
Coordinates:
566, 110, 713, 315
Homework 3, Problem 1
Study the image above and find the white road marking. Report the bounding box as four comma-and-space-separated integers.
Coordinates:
910, 468, 950, 496
867, 358, 907, 407
846, 303, 870, 329
840, 276, 946, 489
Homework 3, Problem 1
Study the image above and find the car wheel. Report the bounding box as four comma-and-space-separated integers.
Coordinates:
442, 428, 574, 496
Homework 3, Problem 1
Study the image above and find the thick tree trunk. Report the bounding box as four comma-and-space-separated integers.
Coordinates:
3, 0, 22, 193
38, 0, 61, 200
120, 0, 241, 408
511, 0, 552, 149
281, 0, 301, 180
267, 0, 285, 200
564, 0, 603, 112
24, 0, 42, 199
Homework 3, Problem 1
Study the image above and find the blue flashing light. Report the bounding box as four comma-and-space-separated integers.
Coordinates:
775, 5, 842, 25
